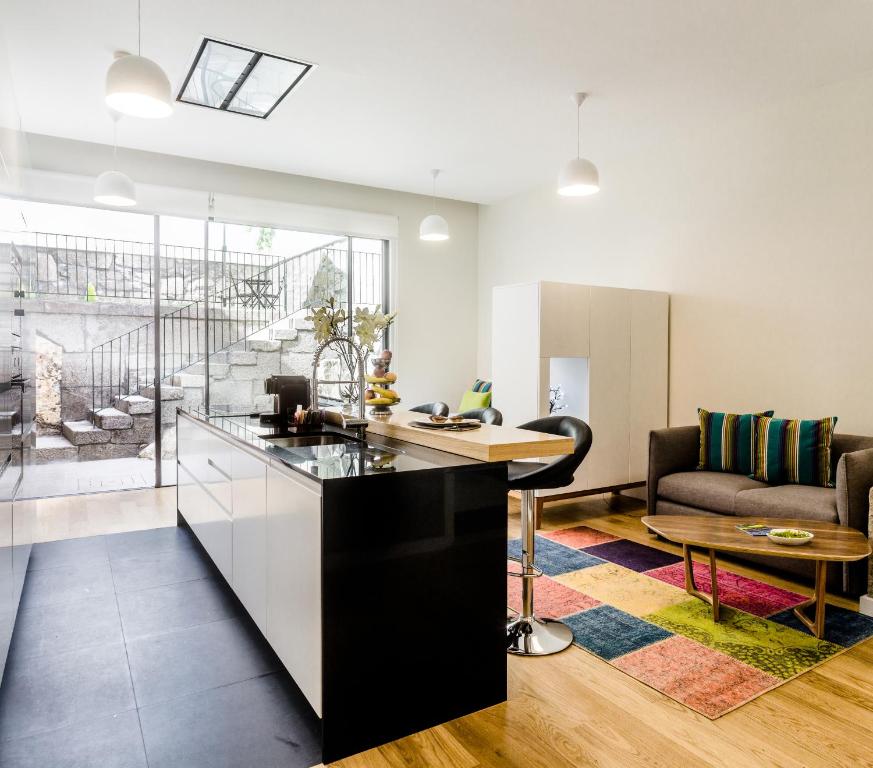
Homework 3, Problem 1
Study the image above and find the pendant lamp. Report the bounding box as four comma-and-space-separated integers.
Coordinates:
419, 169, 450, 241
94, 114, 137, 207
557, 92, 599, 196
105, 0, 172, 118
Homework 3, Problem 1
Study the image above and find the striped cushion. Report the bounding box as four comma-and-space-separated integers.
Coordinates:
698, 409, 774, 475
752, 416, 838, 487
472, 379, 492, 394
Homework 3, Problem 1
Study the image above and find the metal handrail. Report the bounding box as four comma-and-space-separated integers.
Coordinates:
14, 231, 346, 302
89, 239, 383, 414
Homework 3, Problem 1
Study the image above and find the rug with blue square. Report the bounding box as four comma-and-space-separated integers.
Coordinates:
507, 526, 873, 718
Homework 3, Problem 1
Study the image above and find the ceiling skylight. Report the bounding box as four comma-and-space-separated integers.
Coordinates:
177, 38, 314, 119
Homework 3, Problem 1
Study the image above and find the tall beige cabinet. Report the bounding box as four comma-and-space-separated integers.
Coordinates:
491, 282, 669, 502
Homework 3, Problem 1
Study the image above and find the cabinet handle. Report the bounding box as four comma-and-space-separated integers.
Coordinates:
208, 457, 231, 480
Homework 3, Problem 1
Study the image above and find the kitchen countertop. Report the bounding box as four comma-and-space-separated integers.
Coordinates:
364, 408, 574, 462
183, 408, 490, 483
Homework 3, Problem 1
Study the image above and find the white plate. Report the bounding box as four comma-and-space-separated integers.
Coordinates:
767, 528, 814, 546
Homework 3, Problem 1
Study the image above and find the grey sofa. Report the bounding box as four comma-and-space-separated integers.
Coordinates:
648, 426, 873, 595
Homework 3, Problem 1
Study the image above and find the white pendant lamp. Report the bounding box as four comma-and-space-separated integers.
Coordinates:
94, 114, 137, 207
557, 92, 599, 197
419, 169, 450, 241
105, 1, 172, 118
94, 171, 137, 207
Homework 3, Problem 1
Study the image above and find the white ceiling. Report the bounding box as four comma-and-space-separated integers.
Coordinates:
4, 0, 873, 203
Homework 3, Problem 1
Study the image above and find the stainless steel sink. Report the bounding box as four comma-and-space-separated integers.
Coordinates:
263, 433, 355, 448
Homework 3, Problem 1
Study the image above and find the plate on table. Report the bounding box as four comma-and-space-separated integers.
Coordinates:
409, 420, 482, 432
767, 528, 815, 546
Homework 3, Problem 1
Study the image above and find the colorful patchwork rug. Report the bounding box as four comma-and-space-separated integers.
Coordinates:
507, 526, 873, 718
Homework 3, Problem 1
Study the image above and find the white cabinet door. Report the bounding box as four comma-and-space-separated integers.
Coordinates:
178, 463, 232, 583
492, 282, 541, 426
231, 445, 267, 633
205, 432, 233, 515
177, 463, 205, 528
266, 465, 322, 716
177, 414, 210, 485
629, 291, 669, 481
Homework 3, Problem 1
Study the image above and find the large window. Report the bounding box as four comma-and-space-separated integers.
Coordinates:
203, 222, 390, 413
0, 195, 391, 493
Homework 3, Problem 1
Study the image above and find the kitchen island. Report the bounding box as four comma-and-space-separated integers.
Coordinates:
176, 408, 570, 763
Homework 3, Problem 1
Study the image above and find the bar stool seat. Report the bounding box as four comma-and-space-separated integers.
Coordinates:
458, 407, 503, 425
507, 416, 592, 656
409, 402, 450, 417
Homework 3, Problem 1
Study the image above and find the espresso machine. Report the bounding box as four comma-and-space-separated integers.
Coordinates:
260, 375, 311, 429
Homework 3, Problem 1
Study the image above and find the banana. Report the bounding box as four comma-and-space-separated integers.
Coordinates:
372, 386, 399, 400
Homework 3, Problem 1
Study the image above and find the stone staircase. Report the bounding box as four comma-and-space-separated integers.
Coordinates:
168, 318, 317, 415
32, 318, 318, 464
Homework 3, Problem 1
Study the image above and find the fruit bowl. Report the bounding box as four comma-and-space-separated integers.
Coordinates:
767, 528, 814, 546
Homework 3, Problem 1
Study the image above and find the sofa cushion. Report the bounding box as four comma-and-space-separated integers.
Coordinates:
658, 471, 767, 515
752, 416, 838, 487
698, 408, 773, 475
734, 484, 838, 523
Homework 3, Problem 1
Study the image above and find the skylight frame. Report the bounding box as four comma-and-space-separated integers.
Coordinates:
176, 37, 315, 120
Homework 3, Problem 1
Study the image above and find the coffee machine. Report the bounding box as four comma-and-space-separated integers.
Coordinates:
260, 375, 311, 429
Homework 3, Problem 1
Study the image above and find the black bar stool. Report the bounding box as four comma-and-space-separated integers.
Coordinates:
409, 402, 450, 417
458, 407, 503, 425
506, 416, 592, 656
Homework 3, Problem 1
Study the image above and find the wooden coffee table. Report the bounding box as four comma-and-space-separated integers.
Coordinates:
641, 515, 871, 639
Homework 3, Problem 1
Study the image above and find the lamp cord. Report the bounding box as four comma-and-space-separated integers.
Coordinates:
576, 102, 580, 159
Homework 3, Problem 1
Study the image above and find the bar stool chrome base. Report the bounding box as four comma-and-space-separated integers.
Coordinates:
506, 488, 575, 657
506, 615, 573, 656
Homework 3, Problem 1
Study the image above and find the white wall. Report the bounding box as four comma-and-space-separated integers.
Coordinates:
478, 71, 873, 435
19, 133, 479, 408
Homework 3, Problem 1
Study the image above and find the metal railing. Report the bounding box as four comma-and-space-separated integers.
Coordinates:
14, 231, 333, 302
90, 241, 386, 413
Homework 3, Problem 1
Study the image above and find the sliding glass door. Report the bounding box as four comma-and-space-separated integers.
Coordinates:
2, 194, 391, 494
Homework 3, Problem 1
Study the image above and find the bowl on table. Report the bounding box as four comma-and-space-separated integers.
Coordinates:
767, 528, 815, 546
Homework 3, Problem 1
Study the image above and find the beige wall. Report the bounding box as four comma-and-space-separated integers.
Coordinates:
20, 133, 479, 409
478, 71, 873, 435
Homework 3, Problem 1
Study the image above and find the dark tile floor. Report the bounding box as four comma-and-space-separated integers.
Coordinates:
0, 526, 322, 768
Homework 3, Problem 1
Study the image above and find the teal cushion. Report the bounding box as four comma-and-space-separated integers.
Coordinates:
697, 408, 773, 475
752, 416, 838, 487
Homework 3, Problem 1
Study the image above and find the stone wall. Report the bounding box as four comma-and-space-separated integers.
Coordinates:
35, 335, 62, 434
7, 242, 277, 303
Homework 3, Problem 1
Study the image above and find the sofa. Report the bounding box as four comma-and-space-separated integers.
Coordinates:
648, 426, 873, 595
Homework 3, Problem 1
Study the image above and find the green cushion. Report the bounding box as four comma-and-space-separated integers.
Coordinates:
697, 408, 773, 475
752, 416, 838, 487
459, 389, 491, 412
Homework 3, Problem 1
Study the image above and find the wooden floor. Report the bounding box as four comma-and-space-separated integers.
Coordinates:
328, 494, 873, 768
24, 486, 177, 543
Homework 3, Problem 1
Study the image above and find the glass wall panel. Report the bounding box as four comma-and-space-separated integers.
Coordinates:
204, 221, 343, 414
0, 197, 156, 498
0, 195, 392, 494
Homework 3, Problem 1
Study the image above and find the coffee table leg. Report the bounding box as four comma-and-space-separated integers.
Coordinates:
682, 544, 720, 622
792, 560, 827, 639
683, 544, 694, 592
708, 549, 720, 621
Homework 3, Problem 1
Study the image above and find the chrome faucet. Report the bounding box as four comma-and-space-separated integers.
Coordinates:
311, 335, 368, 438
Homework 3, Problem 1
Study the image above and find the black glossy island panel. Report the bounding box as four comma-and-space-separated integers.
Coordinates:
176, 410, 508, 763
